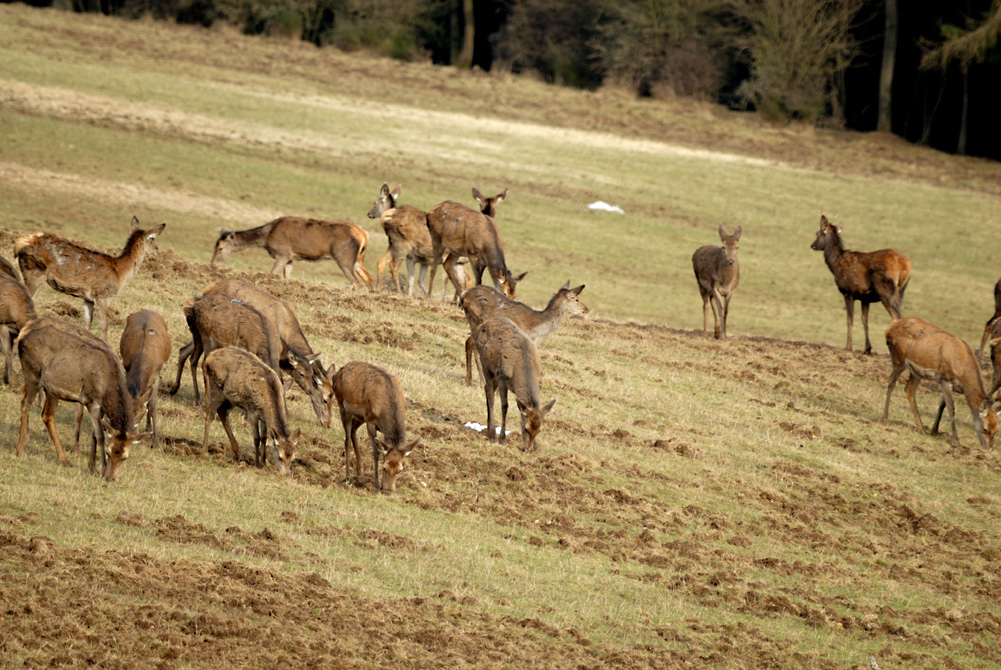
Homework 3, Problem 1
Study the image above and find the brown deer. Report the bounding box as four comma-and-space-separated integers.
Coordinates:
882, 317, 997, 450
472, 317, 556, 451
16, 317, 146, 481
173, 279, 334, 427
0, 274, 37, 385
15, 216, 166, 340
811, 214, 910, 354
169, 293, 283, 405
983, 316, 1001, 400
692, 225, 741, 340
460, 281, 587, 386
210, 217, 374, 289
201, 346, 299, 476
332, 361, 419, 493
425, 194, 524, 301
120, 310, 172, 448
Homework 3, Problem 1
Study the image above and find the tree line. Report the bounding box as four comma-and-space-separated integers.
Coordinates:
18, 0, 1001, 161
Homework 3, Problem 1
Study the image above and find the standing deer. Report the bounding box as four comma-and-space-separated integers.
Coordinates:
692, 225, 741, 340
169, 293, 283, 405
0, 274, 37, 385
120, 310, 171, 448
16, 317, 146, 481
173, 279, 334, 426
472, 317, 556, 451
201, 346, 299, 476
210, 217, 373, 289
882, 317, 997, 449
811, 214, 911, 354
460, 281, 587, 386
332, 361, 419, 493
15, 216, 166, 340
982, 316, 1001, 399
425, 194, 525, 301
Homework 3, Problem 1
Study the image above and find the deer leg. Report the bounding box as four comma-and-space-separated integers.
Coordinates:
904, 374, 926, 434
201, 377, 225, 455
497, 383, 509, 443
709, 290, 723, 340
442, 254, 463, 303
465, 336, 476, 387
16, 378, 41, 457
375, 249, 392, 293
367, 423, 380, 490
415, 261, 429, 297
40, 393, 70, 467
82, 300, 96, 333
217, 405, 242, 462
95, 298, 110, 341
189, 341, 204, 405
405, 256, 418, 296
938, 383, 960, 447
148, 379, 160, 447
0, 325, 11, 385
484, 374, 497, 443
73, 403, 85, 454
424, 240, 447, 301
251, 418, 264, 468
860, 302, 872, 355
87, 403, 106, 477
882, 363, 906, 424
844, 296, 855, 352
169, 340, 194, 396
723, 292, 733, 340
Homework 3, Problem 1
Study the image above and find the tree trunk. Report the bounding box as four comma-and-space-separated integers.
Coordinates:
877, 0, 897, 132
455, 0, 475, 69
957, 64, 969, 156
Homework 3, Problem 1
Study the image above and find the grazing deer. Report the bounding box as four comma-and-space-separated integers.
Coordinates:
15, 216, 166, 340
983, 318, 1001, 400
978, 276, 1001, 356
201, 346, 299, 476
472, 317, 556, 451
425, 193, 524, 301
811, 214, 910, 354
16, 317, 146, 481
173, 279, 334, 427
692, 225, 741, 340
210, 217, 374, 289
460, 281, 587, 386
169, 293, 283, 405
332, 361, 419, 492
120, 310, 171, 448
882, 317, 997, 450
0, 274, 37, 385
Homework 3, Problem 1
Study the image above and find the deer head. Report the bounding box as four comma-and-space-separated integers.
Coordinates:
517, 399, 556, 452
719, 225, 741, 265
368, 183, 402, 219
269, 428, 300, 477
810, 215, 840, 251
978, 401, 997, 450
377, 438, 419, 493
211, 230, 237, 265
473, 188, 508, 218
100, 416, 148, 483
287, 350, 335, 428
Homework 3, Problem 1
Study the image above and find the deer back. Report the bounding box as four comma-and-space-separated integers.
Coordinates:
0, 274, 37, 332
265, 217, 368, 262
461, 282, 587, 342
473, 317, 543, 409
381, 206, 434, 261
812, 215, 909, 298
886, 318, 986, 394
120, 310, 171, 401
332, 361, 407, 446
191, 293, 282, 376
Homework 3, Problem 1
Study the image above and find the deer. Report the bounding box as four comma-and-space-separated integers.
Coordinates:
425, 192, 525, 301
173, 279, 334, 427
0, 274, 37, 385
983, 315, 1001, 400
210, 217, 374, 289
692, 225, 741, 340
332, 361, 419, 493
811, 214, 911, 355
119, 310, 172, 448
882, 317, 997, 450
472, 317, 556, 451
168, 292, 283, 406
14, 216, 166, 341
460, 281, 588, 386
16, 317, 147, 481
201, 346, 299, 476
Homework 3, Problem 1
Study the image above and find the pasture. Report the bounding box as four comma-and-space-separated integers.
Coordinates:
2, 4, 1001, 668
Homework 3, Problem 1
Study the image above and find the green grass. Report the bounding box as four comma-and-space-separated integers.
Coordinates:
3, 5, 1001, 669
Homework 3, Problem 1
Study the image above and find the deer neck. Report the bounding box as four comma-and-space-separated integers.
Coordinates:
109, 231, 151, 283
233, 223, 274, 252
104, 364, 134, 437
822, 235, 846, 270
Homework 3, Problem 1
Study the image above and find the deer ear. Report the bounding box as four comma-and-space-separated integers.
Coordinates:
733, 225, 742, 240
375, 438, 389, 456
990, 338, 1001, 348
820, 214, 829, 225
391, 184, 402, 200
495, 188, 508, 203
325, 364, 336, 379
718, 224, 727, 240
290, 427, 301, 443
131, 216, 141, 232
380, 183, 390, 197
541, 399, 556, 417
101, 416, 114, 436
148, 223, 166, 238
514, 271, 528, 282
282, 377, 294, 393
472, 188, 484, 204
403, 438, 420, 457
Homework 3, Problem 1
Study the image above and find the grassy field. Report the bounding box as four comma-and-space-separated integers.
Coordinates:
3, 4, 1001, 669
